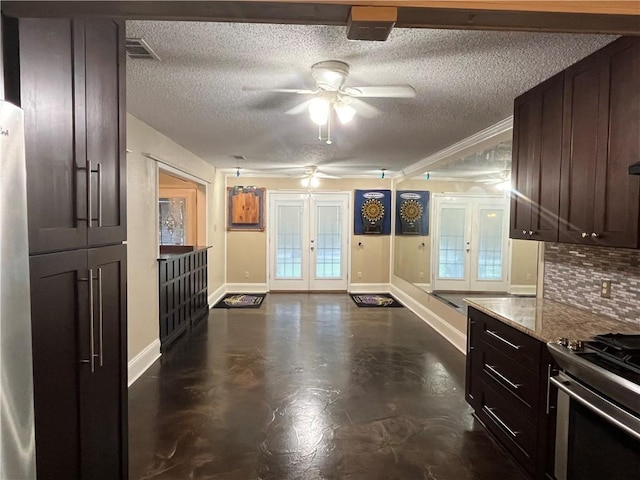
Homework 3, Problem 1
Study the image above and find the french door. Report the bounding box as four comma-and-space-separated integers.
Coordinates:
268, 192, 350, 291
432, 195, 508, 292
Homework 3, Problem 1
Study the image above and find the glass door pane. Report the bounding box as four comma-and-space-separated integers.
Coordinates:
315, 205, 341, 278
275, 205, 302, 279
477, 208, 504, 280
438, 207, 466, 279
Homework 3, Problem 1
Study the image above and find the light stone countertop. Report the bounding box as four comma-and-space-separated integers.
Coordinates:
464, 297, 640, 343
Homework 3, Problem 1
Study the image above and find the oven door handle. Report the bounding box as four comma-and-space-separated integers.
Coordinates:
550, 373, 640, 441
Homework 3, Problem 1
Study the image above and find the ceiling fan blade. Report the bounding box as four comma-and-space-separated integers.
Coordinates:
349, 98, 381, 119
344, 85, 416, 98
243, 87, 317, 95
285, 100, 313, 116
317, 172, 340, 179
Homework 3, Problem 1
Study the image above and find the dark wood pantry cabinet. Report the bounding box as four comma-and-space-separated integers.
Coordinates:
510, 36, 640, 249
5, 17, 126, 254
29, 246, 127, 480
4, 15, 128, 480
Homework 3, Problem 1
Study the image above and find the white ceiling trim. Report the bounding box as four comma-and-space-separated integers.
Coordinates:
396, 116, 514, 179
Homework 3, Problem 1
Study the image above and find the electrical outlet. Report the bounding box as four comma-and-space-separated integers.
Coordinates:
244, 271, 249, 279
357, 271, 363, 279
601, 280, 611, 298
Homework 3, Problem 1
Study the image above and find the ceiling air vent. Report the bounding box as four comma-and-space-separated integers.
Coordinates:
125, 38, 160, 60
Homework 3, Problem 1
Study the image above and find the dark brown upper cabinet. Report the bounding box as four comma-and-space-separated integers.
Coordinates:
559, 36, 640, 248
8, 18, 126, 254
511, 36, 640, 249
511, 72, 564, 243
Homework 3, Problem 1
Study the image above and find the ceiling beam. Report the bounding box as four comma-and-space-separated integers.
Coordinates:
255, 1, 640, 16
2, 1, 639, 35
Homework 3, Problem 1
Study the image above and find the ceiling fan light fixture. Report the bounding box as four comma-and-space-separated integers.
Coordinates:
335, 103, 356, 124
309, 98, 330, 125
301, 173, 320, 188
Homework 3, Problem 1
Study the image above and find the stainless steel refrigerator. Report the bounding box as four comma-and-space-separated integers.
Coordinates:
0, 100, 36, 478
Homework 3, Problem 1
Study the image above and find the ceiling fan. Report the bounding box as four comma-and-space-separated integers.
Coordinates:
248, 60, 416, 126
295, 165, 338, 187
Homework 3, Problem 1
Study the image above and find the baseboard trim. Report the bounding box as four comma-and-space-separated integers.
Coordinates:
390, 285, 467, 355
413, 283, 431, 293
508, 285, 536, 296
348, 283, 392, 294
208, 284, 227, 308
128, 339, 161, 387
225, 283, 268, 294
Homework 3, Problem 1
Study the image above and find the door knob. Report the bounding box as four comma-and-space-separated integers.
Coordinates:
310, 246, 315, 251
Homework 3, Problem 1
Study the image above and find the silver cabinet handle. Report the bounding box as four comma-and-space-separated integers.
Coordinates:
522, 230, 527, 235
87, 268, 96, 373
96, 163, 103, 227
591, 232, 599, 238
485, 329, 521, 350
545, 363, 553, 414
78, 270, 95, 372
97, 267, 104, 367
581, 232, 589, 238
485, 364, 522, 389
484, 406, 520, 438
528, 230, 534, 236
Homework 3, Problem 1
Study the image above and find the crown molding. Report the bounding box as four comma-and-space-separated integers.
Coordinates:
395, 116, 513, 180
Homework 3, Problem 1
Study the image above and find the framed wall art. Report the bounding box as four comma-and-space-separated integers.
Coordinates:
227, 186, 265, 231
354, 189, 392, 235
395, 190, 430, 235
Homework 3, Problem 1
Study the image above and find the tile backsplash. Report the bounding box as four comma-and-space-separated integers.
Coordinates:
543, 243, 640, 325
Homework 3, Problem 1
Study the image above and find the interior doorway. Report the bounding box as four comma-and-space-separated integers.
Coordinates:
158, 169, 207, 248
268, 192, 350, 291
431, 194, 509, 292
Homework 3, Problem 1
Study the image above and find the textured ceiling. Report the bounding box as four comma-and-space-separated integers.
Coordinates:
126, 21, 615, 177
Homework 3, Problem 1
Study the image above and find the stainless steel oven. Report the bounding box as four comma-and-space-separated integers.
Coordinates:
548, 335, 640, 480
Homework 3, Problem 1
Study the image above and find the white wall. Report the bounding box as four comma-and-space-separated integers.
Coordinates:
126, 114, 224, 365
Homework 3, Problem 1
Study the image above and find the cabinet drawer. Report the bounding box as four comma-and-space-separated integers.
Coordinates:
479, 342, 540, 420
470, 307, 541, 373
478, 379, 537, 476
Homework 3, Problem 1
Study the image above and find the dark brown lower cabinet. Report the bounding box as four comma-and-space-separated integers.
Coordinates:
30, 245, 127, 480
466, 307, 556, 479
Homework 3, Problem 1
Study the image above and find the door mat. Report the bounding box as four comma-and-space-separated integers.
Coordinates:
213, 293, 266, 309
350, 294, 403, 308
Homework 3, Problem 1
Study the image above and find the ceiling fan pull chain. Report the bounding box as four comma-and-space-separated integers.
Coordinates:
326, 112, 332, 145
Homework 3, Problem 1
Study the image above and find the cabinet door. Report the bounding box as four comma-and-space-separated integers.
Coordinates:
559, 51, 601, 244
17, 19, 88, 254
84, 19, 127, 247
510, 73, 563, 242
82, 245, 128, 480
593, 37, 640, 248
30, 250, 88, 479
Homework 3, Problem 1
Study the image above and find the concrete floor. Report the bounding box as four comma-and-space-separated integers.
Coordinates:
129, 293, 528, 480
